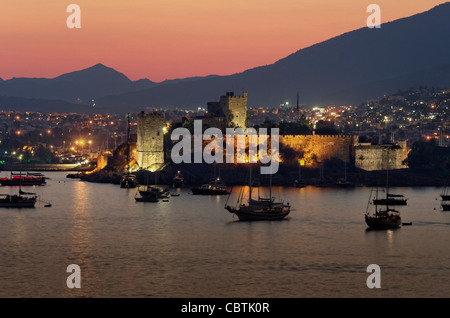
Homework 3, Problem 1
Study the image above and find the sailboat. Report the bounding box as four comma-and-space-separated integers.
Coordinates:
365, 189, 401, 229
0, 177, 38, 208
135, 171, 160, 202
440, 183, 450, 211
372, 170, 407, 206
225, 165, 291, 221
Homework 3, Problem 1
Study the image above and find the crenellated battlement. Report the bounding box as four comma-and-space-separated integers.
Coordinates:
281, 134, 354, 139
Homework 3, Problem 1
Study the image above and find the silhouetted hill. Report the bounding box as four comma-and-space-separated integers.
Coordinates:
0, 63, 157, 104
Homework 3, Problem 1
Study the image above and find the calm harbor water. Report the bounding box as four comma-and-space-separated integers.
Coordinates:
0, 171, 449, 298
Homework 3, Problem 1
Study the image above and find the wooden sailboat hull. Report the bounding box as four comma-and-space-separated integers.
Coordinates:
0, 196, 37, 208
0, 179, 45, 186
365, 214, 401, 229
226, 205, 290, 221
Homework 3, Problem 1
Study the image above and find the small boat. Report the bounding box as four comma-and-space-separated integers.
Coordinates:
192, 178, 229, 195
138, 185, 170, 198
0, 192, 37, 208
120, 174, 138, 188
135, 185, 159, 202
135, 190, 158, 202
440, 183, 450, 211
0, 172, 46, 186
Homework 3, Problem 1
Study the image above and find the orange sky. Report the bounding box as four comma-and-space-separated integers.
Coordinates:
0, 0, 447, 82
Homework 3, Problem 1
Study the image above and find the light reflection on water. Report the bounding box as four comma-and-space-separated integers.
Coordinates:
0, 172, 449, 297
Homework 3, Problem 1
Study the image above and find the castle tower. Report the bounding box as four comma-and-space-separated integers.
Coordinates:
136, 111, 165, 171
220, 91, 248, 129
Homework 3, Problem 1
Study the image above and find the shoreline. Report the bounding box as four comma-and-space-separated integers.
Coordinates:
75, 161, 450, 188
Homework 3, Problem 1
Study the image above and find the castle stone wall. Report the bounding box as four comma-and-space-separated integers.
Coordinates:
279, 134, 355, 167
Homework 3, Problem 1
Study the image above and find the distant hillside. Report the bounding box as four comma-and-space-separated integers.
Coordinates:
0, 96, 92, 113
0, 63, 157, 104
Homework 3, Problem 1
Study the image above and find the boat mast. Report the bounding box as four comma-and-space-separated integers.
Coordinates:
126, 113, 130, 173
249, 163, 252, 203
269, 167, 272, 202
386, 168, 389, 198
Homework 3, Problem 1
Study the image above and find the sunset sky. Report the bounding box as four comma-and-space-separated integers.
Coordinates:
0, 0, 447, 82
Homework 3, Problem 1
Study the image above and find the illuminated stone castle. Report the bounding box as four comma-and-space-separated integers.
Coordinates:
135, 91, 409, 173
136, 111, 165, 171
